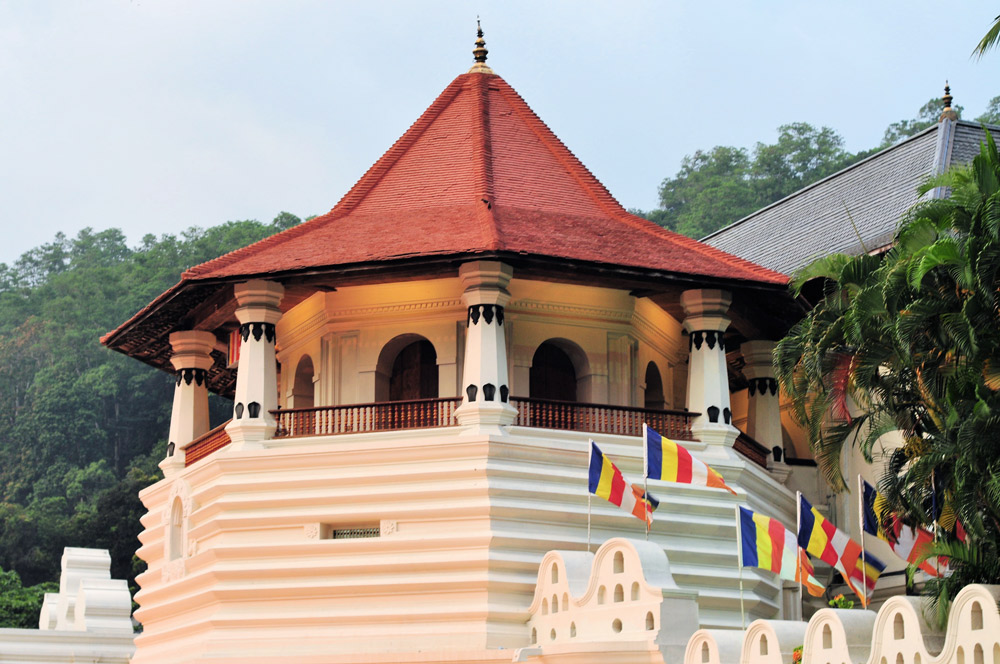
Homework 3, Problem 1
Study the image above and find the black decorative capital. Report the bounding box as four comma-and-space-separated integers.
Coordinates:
707, 405, 720, 423
467, 304, 504, 327
235, 402, 245, 419
178, 368, 207, 387
482, 383, 496, 401
466, 384, 478, 402
240, 322, 276, 343
748, 377, 779, 397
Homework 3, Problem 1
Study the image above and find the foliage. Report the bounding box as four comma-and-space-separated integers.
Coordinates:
973, 13, 1000, 59
0, 567, 57, 629
828, 593, 854, 609
881, 97, 964, 147
774, 132, 1000, 616
648, 124, 863, 238
0, 212, 302, 624
977, 96, 1000, 126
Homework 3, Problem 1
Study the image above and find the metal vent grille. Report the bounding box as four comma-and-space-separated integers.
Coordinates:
332, 526, 380, 540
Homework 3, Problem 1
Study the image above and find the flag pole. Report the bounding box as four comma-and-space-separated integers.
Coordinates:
858, 475, 869, 609
587, 440, 593, 553
735, 504, 746, 629
643, 423, 650, 541
796, 491, 804, 618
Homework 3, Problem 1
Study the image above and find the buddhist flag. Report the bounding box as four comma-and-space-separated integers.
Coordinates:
799, 494, 885, 606
589, 441, 654, 526
861, 479, 939, 577
739, 506, 825, 596
643, 424, 736, 495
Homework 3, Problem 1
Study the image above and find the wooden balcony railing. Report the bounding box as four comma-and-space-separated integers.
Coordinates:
184, 420, 232, 467
734, 430, 769, 469
509, 397, 696, 441
271, 397, 463, 438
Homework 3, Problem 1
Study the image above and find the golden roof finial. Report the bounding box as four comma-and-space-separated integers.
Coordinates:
940, 81, 958, 122
468, 18, 494, 74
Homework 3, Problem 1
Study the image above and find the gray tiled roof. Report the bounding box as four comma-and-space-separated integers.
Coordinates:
702, 120, 996, 276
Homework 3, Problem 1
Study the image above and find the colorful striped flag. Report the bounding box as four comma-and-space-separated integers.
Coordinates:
588, 441, 654, 526
644, 424, 736, 495
739, 506, 825, 596
861, 479, 939, 577
799, 494, 885, 606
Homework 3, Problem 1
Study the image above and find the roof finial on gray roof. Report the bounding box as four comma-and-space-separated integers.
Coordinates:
468, 18, 494, 74
940, 81, 958, 122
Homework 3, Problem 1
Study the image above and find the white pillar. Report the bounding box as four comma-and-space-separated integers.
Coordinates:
741, 340, 782, 452
681, 289, 738, 446
453, 260, 517, 433
225, 279, 284, 448
160, 330, 216, 477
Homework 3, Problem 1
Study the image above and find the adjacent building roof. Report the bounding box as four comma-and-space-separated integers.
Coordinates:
702, 120, 997, 276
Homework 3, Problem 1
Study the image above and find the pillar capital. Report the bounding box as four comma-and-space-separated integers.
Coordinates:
740, 340, 777, 381
740, 339, 782, 457
168, 330, 217, 372
680, 289, 732, 334
233, 279, 284, 326
458, 260, 512, 307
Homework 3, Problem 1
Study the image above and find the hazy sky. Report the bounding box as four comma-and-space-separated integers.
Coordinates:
1, 1, 996, 266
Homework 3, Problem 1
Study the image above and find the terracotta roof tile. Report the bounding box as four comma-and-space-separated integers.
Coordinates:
183, 72, 786, 286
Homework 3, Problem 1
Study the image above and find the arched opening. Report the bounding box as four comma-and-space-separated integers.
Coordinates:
570, 622, 577, 638
613, 551, 625, 573
701, 642, 710, 663
971, 601, 983, 630
614, 584, 624, 603
562, 592, 569, 610
168, 497, 184, 561
759, 637, 768, 656
550, 628, 557, 642
975, 645, 984, 664
530, 341, 579, 402
958, 647, 965, 664
645, 611, 655, 631
375, 335, 438, 402
895, 654, 903, 664
631, 582, 640, 600
551, 564, 559, 584
531, 628, 537, 645
822, 624, 833, 649
551, 594, 559, 613
541, 598, 548, 615
290, 355, 315, 409
644, 361, 665, 410
612, 618, 622, 633
598, 586, 606, 604
893, 613, 904, 639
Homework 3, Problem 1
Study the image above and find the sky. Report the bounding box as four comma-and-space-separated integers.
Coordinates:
0, 1, 997, 266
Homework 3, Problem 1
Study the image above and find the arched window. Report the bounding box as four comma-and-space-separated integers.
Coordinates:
530, 341, 578, 401
375, 335, 438, 402
290, 355, 315, 409
168, 497, 184, 561
644, 361, 665, 410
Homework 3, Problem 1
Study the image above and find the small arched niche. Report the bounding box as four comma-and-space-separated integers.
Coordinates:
168, 497, 184, 561
375, 334, 439, 402
613, 551, 625, 573
614, 584, 624, 603
893, 613, 904, 640
644, 361, 665, 410
289, 355, 315, 409
701, 642, 710, 663
822, 624, 833, 649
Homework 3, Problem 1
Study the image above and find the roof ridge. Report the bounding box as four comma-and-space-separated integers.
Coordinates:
702, 123, 942, 242
492, 78, 627, 218
473, 74, 502, 250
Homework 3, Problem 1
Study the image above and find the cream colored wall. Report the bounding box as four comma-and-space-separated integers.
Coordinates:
273, 277, 690, 411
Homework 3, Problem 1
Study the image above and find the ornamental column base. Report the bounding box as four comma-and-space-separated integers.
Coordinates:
691, 421, 739, 448
158, 453, 185, 479
225, 418, 272, 450
454, 401, 517, 436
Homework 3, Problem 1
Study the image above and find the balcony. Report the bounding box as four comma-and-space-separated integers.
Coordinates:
184, 398, 708, 467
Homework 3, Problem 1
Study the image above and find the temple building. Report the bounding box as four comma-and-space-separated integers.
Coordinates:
103, 28, 826, 664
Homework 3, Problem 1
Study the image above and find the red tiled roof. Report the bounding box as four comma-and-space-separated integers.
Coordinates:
182, 72, 787, 286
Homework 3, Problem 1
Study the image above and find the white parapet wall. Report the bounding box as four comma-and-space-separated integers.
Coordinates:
0, 547, 135, 664
683, 584, 1000, 664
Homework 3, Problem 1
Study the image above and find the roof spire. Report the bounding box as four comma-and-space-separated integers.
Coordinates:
468, 18, 494, 74
940, 81, 958, 122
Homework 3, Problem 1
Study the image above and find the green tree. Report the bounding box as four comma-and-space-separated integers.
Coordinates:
0, 567, 57, 628
881, 97, 964, 147
977, 96, 1000, 125
774, 131, 1000, 619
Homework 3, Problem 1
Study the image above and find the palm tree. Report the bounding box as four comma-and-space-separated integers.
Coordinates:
973, 13, 1000, 59
775, 131, 1000, 616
